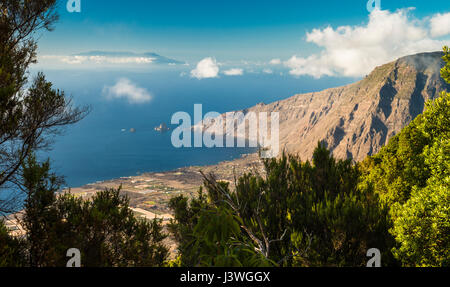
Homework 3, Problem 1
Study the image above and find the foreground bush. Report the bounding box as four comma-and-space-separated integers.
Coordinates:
169, 144, 396, 267
1, 156, 168, 267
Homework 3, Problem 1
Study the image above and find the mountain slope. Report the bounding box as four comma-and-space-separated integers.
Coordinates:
221, 52, 449, 161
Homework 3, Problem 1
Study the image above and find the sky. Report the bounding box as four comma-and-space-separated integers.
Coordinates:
36, 0, 450, 78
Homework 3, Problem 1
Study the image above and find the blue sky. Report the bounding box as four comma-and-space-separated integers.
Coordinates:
37, 0, 450, 78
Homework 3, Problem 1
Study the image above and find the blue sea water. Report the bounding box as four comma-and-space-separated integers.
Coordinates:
32, 68, 353, 188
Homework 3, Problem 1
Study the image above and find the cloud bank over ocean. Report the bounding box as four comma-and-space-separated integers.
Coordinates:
39, 51, 183, 68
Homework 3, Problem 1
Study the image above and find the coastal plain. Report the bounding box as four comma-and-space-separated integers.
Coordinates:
68, 153, 264, 223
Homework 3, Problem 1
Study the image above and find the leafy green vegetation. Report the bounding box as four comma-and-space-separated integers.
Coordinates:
169, 144, 396, 267
0, 220, 25, 267
359, 47, 450, 266
0, 0, 88, 214
1, 156, 169, 267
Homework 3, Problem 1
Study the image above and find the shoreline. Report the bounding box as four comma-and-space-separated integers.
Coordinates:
66, 152, 264, 220
2, 152, 264, 238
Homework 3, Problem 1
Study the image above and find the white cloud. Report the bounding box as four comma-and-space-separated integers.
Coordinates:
223, 68, 244, 76
41, 55, 155, 65
102, 78, 152, 104
285, 55, 334, 78
101, 57, 154, 64
285, 9, 447, 78
430, 12, 450, 37
269, 59, 281, 65
191, 57, 220, 79
60, 55, 87, 65
262, 68, 273, 74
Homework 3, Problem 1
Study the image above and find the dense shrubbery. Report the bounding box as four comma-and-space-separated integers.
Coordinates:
169, 145, 396, 267
359, 47, 450, 266
1, 156, 169, 267
0, 221, 25, 267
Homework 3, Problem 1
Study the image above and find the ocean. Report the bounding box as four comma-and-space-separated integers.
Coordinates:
31, 67, 353, 188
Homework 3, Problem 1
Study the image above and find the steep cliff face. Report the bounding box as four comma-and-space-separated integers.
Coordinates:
216, 52, 449, 161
